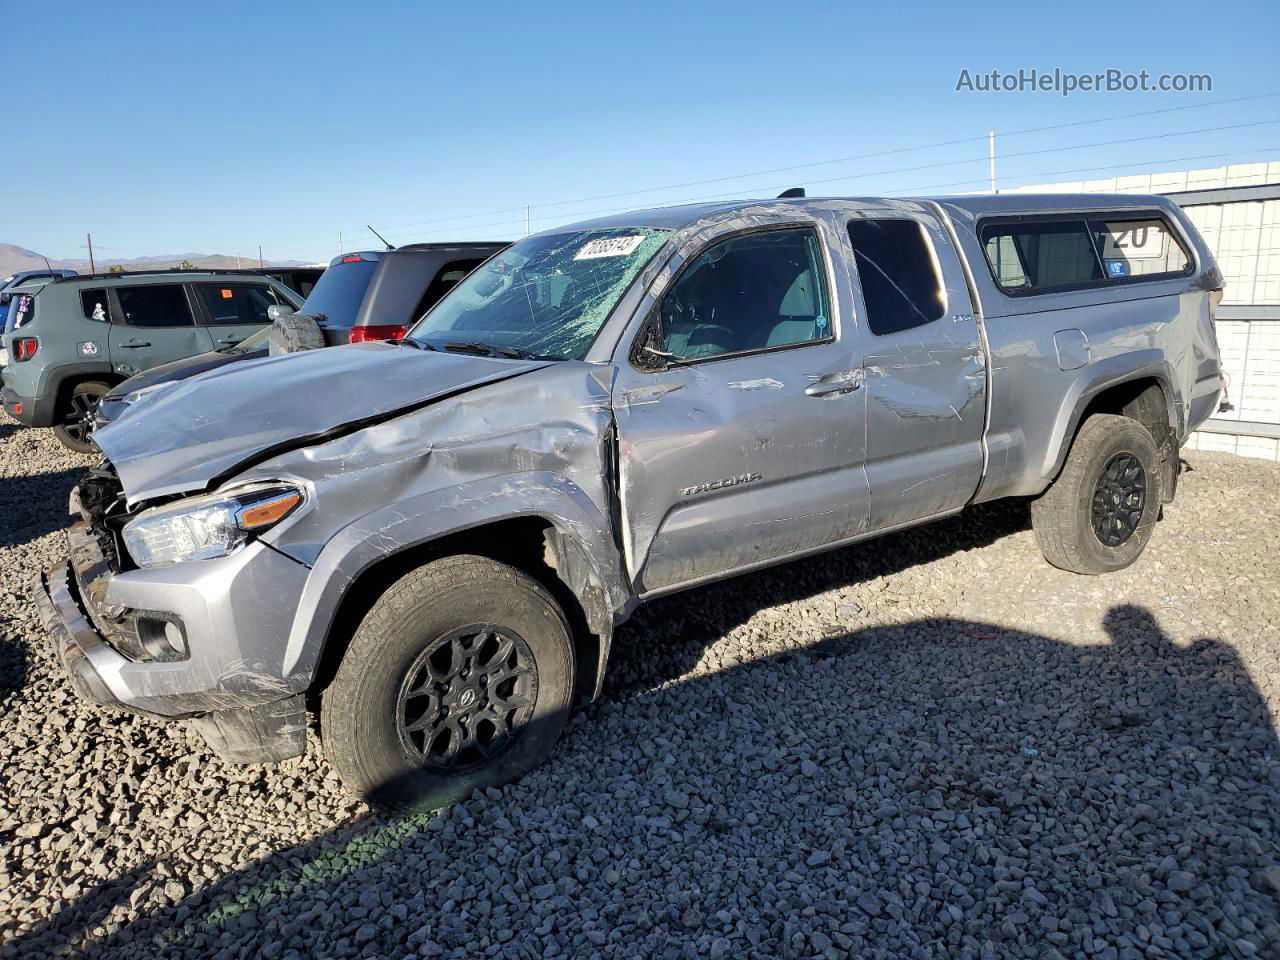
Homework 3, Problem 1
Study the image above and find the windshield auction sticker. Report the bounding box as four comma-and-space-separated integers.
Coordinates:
575, 235, 646, 260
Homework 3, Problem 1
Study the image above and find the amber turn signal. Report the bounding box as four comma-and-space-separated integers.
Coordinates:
238, 492, 303, 529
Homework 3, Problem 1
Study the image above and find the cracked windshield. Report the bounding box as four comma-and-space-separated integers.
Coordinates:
409, 227, 671, 360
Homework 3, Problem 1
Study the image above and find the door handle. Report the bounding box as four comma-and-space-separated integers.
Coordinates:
216, 337, 243, 346
804, 371, 863, 397
119, 340, 151, 348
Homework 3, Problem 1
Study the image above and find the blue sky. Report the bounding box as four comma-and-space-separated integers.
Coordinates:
7, 0, 1278, 263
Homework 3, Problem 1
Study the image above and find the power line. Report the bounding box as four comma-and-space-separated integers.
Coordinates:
284, 114, 1280, 255
265, 92, 1280, 253
432, 145, 1280, 242
297, 145, 1273, 254
744, 120, 1278, 196
879, 146, 1280, 196
298, 122, 1278, 250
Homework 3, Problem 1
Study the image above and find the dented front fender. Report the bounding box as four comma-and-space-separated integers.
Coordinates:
221, 362, 631, 690
278, 471, 626, 682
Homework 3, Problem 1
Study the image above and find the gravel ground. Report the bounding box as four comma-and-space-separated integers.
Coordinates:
1, 417, 1278, 960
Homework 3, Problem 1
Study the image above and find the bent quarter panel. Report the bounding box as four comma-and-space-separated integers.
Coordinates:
978, 291, 1189, 499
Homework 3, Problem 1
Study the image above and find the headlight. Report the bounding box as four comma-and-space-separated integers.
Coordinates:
122, 483, 304, 569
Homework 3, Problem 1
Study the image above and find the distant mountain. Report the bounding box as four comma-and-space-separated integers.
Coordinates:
0, 242, 313, 278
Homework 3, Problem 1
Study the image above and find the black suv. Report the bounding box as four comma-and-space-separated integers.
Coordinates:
95, 243, 506, 428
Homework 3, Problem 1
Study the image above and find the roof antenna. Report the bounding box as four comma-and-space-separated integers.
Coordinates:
777, 187, 805, 199
367, 225, 396, 250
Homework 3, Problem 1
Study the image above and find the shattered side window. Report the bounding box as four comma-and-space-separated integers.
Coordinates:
410, 228, 671, 360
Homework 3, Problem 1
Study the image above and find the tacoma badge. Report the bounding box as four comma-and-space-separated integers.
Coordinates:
681, 472, 762, 497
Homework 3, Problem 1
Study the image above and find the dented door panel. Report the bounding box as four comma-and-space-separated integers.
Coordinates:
608, 210, 870, 596
612, 348, 869, 595
842, 204, 987, 531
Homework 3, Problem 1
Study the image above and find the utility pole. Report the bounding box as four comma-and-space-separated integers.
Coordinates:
525, 206, 531, 237
338, 231, 343, 255
86, 232, 96, 273
988, 130, 997, 194
258, 245, 264, 268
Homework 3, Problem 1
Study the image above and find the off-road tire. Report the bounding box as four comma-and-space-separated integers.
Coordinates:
1032, 414, 1163, 575
321, 555, 575, 811
268, 312, 326, 355
53, 380, 110, 453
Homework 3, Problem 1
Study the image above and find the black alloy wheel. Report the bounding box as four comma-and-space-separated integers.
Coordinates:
61, 391, 100, 445
1090, 451, 1147, 547
396, 625, 539, 771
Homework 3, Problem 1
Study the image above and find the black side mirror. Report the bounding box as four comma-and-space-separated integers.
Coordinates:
0, 292, 11, 305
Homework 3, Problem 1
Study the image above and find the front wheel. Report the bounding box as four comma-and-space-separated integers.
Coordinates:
52, 381, 110, 453
321, 555, 575, 810
1031, 413, 1163, 575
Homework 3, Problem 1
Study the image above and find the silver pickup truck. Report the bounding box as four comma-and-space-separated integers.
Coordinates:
34, 194, 1224, 808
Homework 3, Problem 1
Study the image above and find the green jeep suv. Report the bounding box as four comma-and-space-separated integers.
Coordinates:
1, 270, 302, 451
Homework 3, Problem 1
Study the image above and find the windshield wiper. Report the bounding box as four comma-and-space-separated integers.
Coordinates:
395, 338, 438, 351
442, 341, 555, 361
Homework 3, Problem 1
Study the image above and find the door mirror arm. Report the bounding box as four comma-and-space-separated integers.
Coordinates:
631, 310, 683, 371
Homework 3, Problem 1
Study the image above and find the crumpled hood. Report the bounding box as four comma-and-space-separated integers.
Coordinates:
94, 342, 548, 503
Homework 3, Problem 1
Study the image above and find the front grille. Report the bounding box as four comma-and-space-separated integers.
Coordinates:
77, 460, 127, 571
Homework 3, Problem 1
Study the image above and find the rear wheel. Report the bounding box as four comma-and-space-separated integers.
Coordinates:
52, 381, 110, 453
1032, 414, 1163, 574
321, 555, 575, 811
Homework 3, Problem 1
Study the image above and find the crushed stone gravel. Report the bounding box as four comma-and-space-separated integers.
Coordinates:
0, 417, 1277, 959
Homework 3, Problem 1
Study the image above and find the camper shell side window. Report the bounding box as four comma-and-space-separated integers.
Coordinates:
977, 211, 1193, 296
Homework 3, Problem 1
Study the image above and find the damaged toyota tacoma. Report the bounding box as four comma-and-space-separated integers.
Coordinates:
32, 194, 1225, 808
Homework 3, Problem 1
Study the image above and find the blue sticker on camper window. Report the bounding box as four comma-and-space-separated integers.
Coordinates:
815, 314, 828, 335
1105, 260, 1129, 278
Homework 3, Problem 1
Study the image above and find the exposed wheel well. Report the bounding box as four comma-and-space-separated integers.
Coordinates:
307, 517, 603, 708
1072, 378, 1177, 502
52, 372, 126, 416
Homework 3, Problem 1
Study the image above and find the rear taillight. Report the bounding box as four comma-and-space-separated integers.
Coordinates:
341, 255, 363, 264
349, 324, 408, 343
13, 337, 37, 361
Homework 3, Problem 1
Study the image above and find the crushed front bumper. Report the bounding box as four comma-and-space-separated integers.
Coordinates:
32, 563, 143, 713
31, 516, 312, 763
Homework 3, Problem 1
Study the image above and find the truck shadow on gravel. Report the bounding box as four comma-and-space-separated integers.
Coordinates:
605, 497, 1036, 695
0, 464, 88, 549
9, 604, 1278, 959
